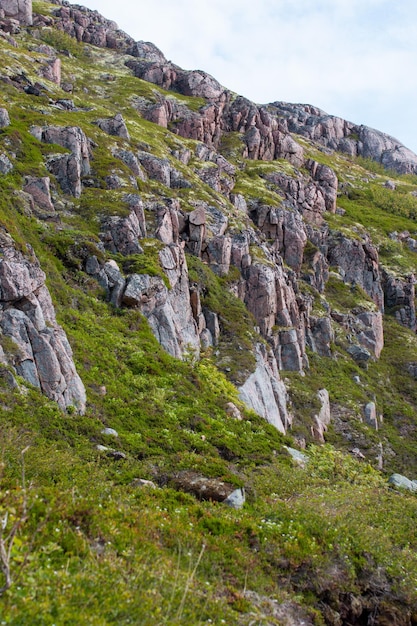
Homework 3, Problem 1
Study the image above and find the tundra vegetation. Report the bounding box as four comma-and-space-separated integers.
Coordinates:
1, 2, 417, 624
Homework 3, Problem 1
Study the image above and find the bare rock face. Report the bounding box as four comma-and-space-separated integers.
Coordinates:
120, 245, 200, 359
383, 272, 416, 331
30, 125, 91, 198
137, 152, 171, 187
271, 102, 417, 175
0, 107, 10, 128
0, 0, 32, 25
100, 197, 146, 255
327, 233, 384, 310
23, 176, 54, 213
311, 389, 331, 443
250, 204, 307, 272
96, 114, 130, 140
49, 3, 133, 50
39, 57, 61, 85
126, 57, 226, 101
225, 97, 304, 166
127, 40, 166, 62
0, 232, 86, 413
238, 344, 291, 433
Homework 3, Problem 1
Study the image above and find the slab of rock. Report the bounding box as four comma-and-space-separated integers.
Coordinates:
0, 153, 13, 175
388, 473, 417, 492
96, 113, 129, 140
0, 233, 86, 413
238, 344, 290, 433
364, 401, 378, 430
0, 0, 32, 25
0, 107, 10, 128
169, 471, 241, 502
311, 389, 331, 442
23, 176, 54, 212
31, 125, 91, 198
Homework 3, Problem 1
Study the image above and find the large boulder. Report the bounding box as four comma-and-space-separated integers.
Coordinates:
238, 344, 291, 433
0, 232, 86, 413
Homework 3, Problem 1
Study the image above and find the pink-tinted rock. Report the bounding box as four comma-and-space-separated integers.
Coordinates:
96, 113, 129, 140
0, 232, 86, 413
0, 0, 32, 25
39, 57, 61, 85
239, 344, 291, 433
23, 176, 54, 211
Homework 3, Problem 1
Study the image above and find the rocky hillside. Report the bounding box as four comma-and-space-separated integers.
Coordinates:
2, 1, 417, 624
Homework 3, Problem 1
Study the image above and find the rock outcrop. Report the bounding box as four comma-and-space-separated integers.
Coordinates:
270, 102, 417, 175
0, 0, 32, 26
238, 345, 291, 433
30, 125, 92, 197
0, 231, 86, 413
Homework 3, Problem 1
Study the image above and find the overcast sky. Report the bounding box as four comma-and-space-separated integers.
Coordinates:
84, 0, 417, 154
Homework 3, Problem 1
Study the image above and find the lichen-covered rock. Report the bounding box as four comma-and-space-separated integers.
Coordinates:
0, 232, 86, 413
0, 153, 13, 175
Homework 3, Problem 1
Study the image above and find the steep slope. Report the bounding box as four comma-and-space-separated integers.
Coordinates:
1, 1, 417, 624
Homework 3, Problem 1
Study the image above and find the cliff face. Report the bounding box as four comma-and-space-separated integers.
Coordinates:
1, 0, 417, 438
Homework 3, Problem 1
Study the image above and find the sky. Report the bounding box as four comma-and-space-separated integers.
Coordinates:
84, 0, 417, 153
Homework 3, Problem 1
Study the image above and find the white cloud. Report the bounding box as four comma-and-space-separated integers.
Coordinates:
84, 0, 417, 152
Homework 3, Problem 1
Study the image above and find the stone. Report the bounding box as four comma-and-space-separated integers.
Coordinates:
364, 402, 378, 430
101, 428, 118, 437
388, 473, 417, 492
0, 0, 32, 25
100, 204, 145, 255
169, 471, 238, 502
96, 113, 129, 140
0, 108, 10, 128
271, 101, 417, 175
0, 235, 86, 413
23, 176, 54, 212
311, 389, 331, 442
223, 488, 245, 509
137, 152, 170, 186
347, 344, 372, 366
284, 446, 308, 466
39, 58, 61, 85
0, 153, 13, 174
238, 345, 290, 433
32, 125, 91, 197
225, 402, 242, 420
131, 478, 158, 489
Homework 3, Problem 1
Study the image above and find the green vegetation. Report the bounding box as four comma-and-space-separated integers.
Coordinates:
1, 3, 417, 622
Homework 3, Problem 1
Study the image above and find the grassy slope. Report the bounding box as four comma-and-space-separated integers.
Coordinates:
1, 7, 417, 623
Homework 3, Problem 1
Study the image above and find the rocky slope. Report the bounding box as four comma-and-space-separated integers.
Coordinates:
2, 1, 417, 624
